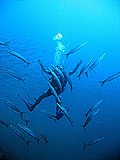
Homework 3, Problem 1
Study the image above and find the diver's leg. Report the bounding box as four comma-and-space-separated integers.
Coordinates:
30, 89, 52, 111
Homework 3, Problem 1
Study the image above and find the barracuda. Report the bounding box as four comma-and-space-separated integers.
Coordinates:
82, 137, 104, 150
18, 124, 40, 144
81, 108, 100, 131
49, 68, 62, 92
6, 50, 30, 65
57, 103, 74, 127
10, 125, 31, 147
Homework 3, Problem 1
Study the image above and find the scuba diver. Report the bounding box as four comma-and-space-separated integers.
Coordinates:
18, 39, 88, 121
18, 58, 82, 120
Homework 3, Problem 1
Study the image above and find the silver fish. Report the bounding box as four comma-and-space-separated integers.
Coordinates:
0, 39, 15, 47
18, 124, 40, 144
57, 103, 74, 127
37, 129, 48, 145
81, 108, 100, 131
99, 72, 120, 87
0, 119, 10, 128
0, 65, 25, 83
15, 113, 30, 126
47, 81, 61, 103
1, 97, 25, 117
69, 59, 82, 76
18, 94, 32, 112
51, 65, 65, 80
6, 50, 30, 65
62, 69, 73, 91
85, 53, 105, 77
49, 68, 62, 92
10, 125, 31, 147
41, 71, 61, 103
39, 107, 57, 123
77, 56, 94, 78
82, 137, 104, 150
84, 99, 103, 118
65, 41, 87, 59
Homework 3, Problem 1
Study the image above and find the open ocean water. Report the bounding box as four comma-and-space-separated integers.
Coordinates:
0, 0, 120, 160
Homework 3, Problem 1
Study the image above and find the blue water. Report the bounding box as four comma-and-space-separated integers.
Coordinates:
0, 0, 120, 160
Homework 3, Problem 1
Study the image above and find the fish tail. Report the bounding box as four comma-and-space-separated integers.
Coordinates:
9, 124, 12, 128
22, 78, 26, 84
27, 140, 31, 147
98, 80, 105, 87
27, 62, 30, 65
85, 72, 88, 78
45, 140, 48, 145
21, 111, 26, 117
26, 120, 30, 126
70, 86, 74, 91
77, 75, 81, 80
71, 120, 74, 127
45, 140, 48, 146
80, 125, 86, 132
66, 53, 69, 59
63, 53, 69, 59
34, 97, 37, 101
82, 143, 87, 150
6, 123, 10, 128
37, 139, 40, 145
52, 117, 57, 124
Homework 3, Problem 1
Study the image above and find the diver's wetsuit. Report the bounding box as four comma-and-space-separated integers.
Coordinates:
29, 69, 67, 112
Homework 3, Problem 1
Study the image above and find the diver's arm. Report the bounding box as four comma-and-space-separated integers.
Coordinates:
38, 59, 51, 75
69, 60, 82, 76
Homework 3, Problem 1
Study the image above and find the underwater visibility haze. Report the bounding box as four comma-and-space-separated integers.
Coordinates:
0, 0, 120, 160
